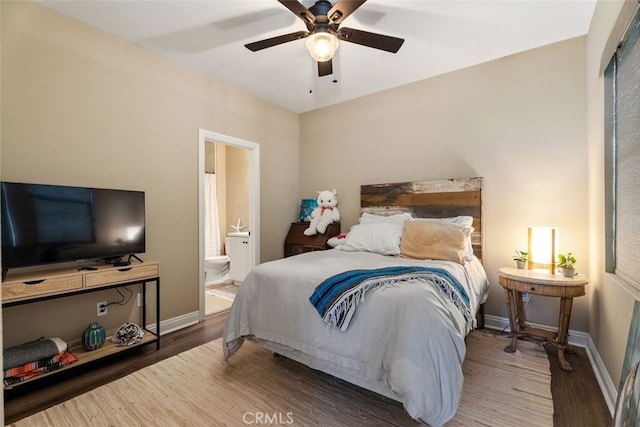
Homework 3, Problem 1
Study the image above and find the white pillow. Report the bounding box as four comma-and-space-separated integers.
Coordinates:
411, 215, 474, 227
462, 227, 475, 261
336, 223, 404, 255
359, 212, 413, 224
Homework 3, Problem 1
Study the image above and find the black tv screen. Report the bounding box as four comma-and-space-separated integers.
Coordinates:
1, 182, 145, 270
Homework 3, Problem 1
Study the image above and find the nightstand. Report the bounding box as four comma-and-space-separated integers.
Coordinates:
284, 222, 341, 257
498, 267, 588, 371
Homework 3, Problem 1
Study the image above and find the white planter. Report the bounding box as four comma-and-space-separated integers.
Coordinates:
562, 268, 575, 277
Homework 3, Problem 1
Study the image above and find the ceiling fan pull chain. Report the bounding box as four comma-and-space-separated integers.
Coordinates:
309, 55, 315, 94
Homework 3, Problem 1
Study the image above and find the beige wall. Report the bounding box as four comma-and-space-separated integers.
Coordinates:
301, 36, 589, 331
225, 145, 250, 235
0, 1, 299, 345
586, 0, 640, 392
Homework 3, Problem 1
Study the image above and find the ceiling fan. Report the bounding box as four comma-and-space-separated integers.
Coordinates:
245, 0, 404, 77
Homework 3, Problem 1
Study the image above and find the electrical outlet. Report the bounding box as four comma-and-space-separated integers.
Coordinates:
522, 292, 531, 303
97, 301, 107, 316
137, 292, 142, 308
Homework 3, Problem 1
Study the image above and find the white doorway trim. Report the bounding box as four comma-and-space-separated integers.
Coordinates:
198, 129, 260, 321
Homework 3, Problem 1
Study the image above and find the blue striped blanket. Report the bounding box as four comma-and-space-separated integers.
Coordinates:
309, 266, 473, 331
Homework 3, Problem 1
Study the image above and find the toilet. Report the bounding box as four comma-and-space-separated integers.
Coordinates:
205, 255, 230, 285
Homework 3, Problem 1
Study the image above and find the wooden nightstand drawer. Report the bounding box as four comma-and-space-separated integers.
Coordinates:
499, 276, 545, 295
521, 282, 542, 294
284, 222, 340, 257
2, 274, 83, 301
499, 274, 586, 298
85, 263, 159, 288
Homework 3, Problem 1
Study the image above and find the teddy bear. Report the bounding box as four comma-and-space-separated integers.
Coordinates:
304, 189, 340, 236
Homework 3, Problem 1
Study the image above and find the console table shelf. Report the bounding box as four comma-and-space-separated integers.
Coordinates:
2, 261, 160, 390
4, 334, 157, 390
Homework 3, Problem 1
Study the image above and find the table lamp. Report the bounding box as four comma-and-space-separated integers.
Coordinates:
527, 227, 559, 274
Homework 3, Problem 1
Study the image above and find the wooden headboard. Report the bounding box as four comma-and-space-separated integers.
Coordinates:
360, 177, 484, 263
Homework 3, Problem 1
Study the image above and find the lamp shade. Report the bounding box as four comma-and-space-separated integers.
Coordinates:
527, 227, 559, 273
305, 31, 339, 62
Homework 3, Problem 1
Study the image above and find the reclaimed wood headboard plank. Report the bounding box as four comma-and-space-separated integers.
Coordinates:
361, 177, 484, 262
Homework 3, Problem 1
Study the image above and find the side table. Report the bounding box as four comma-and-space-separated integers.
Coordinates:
284, 222, 341, 257
498, 267, 588, 371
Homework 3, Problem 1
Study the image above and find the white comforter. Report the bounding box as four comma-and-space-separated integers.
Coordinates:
223, 249, 489, 426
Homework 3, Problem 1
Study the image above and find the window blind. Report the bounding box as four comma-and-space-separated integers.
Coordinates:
611, 6, 640, 288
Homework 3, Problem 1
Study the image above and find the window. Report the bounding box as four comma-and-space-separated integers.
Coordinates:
605, 5, 640, 290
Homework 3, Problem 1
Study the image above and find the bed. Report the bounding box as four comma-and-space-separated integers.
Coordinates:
223, 177, 489, 426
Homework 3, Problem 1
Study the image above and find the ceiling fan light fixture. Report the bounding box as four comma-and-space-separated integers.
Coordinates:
305, 31, 339, 62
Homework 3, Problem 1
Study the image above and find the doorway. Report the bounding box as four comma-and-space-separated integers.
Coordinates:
198, 129, 260, 321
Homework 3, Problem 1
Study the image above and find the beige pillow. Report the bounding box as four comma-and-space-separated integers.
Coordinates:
399, 221, 470, 264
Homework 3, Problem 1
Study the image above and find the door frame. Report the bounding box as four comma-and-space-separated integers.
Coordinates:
198, 129, 260, 320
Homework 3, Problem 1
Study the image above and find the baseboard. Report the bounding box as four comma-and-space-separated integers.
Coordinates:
585, 334, 617, 416
146, 310, 200, 336
484, 314, 616, 416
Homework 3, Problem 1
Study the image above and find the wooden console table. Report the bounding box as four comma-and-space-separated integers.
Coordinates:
498, 267, 587, 371
2, 261, 160, 389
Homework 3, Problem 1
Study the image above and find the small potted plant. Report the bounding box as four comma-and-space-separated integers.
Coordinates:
512, 250, 528, 269
557, 252, 577, 277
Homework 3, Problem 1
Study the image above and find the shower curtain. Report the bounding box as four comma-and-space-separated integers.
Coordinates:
204, 173, 221, 258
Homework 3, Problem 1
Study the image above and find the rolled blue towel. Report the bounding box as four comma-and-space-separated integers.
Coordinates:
3, 337, 68, 370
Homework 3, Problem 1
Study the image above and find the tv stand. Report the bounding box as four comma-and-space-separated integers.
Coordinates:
2, 260, 160, 389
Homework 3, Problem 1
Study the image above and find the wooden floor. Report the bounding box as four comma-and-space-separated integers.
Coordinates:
4, 312, 612, 426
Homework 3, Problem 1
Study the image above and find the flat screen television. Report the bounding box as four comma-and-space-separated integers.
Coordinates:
1, 182, 145, 274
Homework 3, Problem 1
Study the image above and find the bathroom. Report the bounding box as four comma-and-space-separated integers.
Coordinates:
203, 141, 250, 315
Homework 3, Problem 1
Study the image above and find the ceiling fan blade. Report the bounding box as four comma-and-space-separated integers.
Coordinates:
327, 0, 367, 25
245, 31, 308, 52
336, 27, 404, 53
278, 0, 315, 24
318, 59, 333, 77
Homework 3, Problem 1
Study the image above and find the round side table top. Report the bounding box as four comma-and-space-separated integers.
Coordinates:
499, 267, 588, 286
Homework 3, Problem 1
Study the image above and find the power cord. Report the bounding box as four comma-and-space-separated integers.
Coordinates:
499, 294, 533, 335
105, 286, 134, 308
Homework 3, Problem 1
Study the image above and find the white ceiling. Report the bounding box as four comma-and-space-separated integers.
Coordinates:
38, 0, 596, 113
